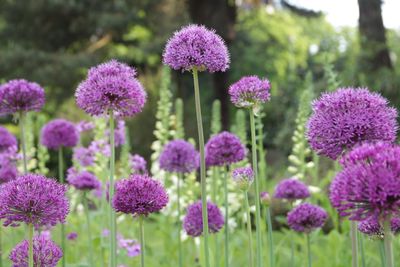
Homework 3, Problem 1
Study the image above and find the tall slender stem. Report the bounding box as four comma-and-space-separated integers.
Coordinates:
58, 147, 66, 267
244, 191, 254, 267
223, 165, 229, 267
212, 167, 220, 267
139, 215, 145, 267
379, 240, 387, 267
249, 111, 263, 267
192, 68, 210, 267
266, 207, 274, 267
0, 225, 2, 267
358, 230, 366, 267
350, 221, 359, 267
83, 193, 94, 267
19, 112, 28, 173
383, 218, 394, 267
28, 223, 33, 267
109, 110, 117, 267
306, 234, 312, 267
290, 231, 295, 267
177, 173, 183, 267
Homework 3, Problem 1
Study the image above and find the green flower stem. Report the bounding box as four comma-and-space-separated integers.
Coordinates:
192, 68, 210, 267
379, 240, 387, 267
306, 234, 312, 267
19, 112, 28, 173
109, 110, 117, 267
177, 173, 183, 267
83, 193, 94, 267
28, 223, 33, 267
350, 221, 359, 267
383, 218, 394, 267
212, 167, 220, 267
290, 231, 295, 267
139, 215, 145, 267
249, 110, 263, 267
0, 225, 2, 267
358, 230, 366, 267
244, 191, 254, 267
223, 165, 229, 267
58, 147, 66, 267
266, 207, 274, 267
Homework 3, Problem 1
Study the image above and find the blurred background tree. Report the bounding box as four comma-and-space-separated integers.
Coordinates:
0, 0, 399, 172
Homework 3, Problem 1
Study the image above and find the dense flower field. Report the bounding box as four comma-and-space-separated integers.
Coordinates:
0, 24, 399, 267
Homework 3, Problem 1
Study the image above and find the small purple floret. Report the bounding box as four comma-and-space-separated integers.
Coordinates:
274, 178, 310, 201
41, 119, 79, 150
287, 203, 327, 233
159, 139, 199, 173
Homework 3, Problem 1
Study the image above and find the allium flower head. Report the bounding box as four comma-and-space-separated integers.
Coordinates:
0, 126, 17, 152
287, 203, 327, 233
0, 79, 45, 115
205, 131, 246, 166
330, 142, 400, 221
228, 76, 271, 109
260, 192, 271, 206
307, 88, 398, 159
9, 235, 62, 267
163, 24, 230, 72
67, 168, 101, 191
183, 200, 224, 237
0, 174, 69, 227
73, 147, 94, 167
113, 174, 168, 216
231, 166, 254, 190
41, 119, 79, 150
75, 60, 147, 117
67, 232, 78, 241
159, 139, 199, 173
274, 178, 310, 201
129, 154, 147, 174
358, 217, 400, 237
0, 164, 18, 184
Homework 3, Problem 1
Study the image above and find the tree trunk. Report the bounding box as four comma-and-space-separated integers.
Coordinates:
358, 0, 392, 72
188, 0, 236, 130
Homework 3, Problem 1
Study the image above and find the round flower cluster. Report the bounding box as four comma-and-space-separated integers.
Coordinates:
0, 174, 69, 227
41, 119, 79, 150
274, 178, 310, 201
163, 24, 230, 73
330, 142, 400, 221
358, 217, 400, 237
231, 166, 254, 190
307, 88, 398, 160
76, 60, 147, 117
228, 76, 271, 109
183, 200, 224, 237
0, 126, 17, 153
205, 131, 246, 167
129, 154, 147, 174
113, 174, 168, 216
67, 168, 101, 191
159, 139, 199, 173
0, 79, 45, 115
260, 192, 271, 206
287, 203, 328, 233
9, 234, 62, 267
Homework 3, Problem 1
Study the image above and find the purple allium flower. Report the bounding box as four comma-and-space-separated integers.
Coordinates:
159, 139, 199, 173
231, 166, 254, 190
260, 192, 271, 206
41, 119, 79, 150
67, 232, 78, 241
0, 79, 45, 115
163, 24, 230, 73
67, 167, 101, 191
0, 126, 17, 153
0, 164, 18, 184
73, 147, 94, 167
114, 120, 126, 146
228, 76, 271, 109
287, 203, 327, 233
76, 121, 95, 133
330, 142, 400, 221
75, 60, 147, 117
129, 154, 147, 174
274, 178, 310, 201
89, 140, 111, 157
358, 217, 400, 237
205, 131, 246, 167
9, 235, 62, 267
117, 234, 141, 257
0, 174, 69, 227
307, 88, 398, 160
183, 200, 224, 237
113, 174, 168, 216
